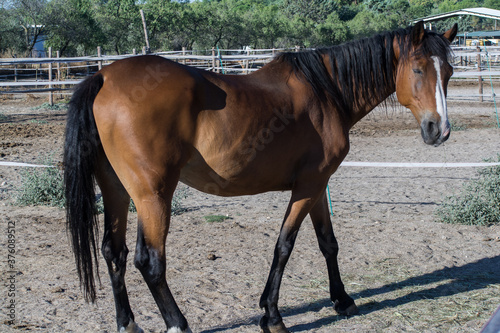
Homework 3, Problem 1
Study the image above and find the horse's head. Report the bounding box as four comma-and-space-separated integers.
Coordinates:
395, 22, 458, 146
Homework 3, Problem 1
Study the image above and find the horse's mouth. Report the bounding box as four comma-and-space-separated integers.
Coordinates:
421, 118, 450, 146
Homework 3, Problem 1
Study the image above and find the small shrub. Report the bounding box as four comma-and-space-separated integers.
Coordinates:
171, 187, 188, 215
204, 215, 231, 223
0, 112, 8, 122
449, 119, 467, 131
436, 156, 500, 226
32, 102, 68, 111
16, 160, 65, 208
16, 158, 189, 215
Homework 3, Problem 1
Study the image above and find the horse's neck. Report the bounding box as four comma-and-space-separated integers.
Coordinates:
320, 36, 398, 129
331, 58, 397, 129
348, 84, 396, 128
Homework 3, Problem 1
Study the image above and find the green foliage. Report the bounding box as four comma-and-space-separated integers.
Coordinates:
14, 155, 188, 215
0, 111, 8, 122
204, 214, 232, 223
348, 10, 397, 39
44, 0, 105, 56
436, 156, 500, 226
449, 119, 468, 131
280, 0, 339, 22
171, 187, 189, 216
16, 159, 65, 208
0, 7, 24, 56
1, 0, 498, 56
31, 102, 69, 111
313, 13, 349, 46
94, 0, 143, 54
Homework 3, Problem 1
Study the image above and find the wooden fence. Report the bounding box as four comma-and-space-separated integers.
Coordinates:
1, 46, 499, 104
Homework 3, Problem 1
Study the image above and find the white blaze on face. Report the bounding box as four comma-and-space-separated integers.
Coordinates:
432, 56, 450, 137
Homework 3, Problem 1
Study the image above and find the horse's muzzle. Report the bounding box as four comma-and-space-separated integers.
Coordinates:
420, 118, 450, 146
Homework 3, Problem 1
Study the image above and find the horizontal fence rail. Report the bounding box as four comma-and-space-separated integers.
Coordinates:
1, 46, 500, 103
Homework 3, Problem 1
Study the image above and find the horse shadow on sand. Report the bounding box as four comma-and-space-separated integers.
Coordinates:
201, 255, 500, 332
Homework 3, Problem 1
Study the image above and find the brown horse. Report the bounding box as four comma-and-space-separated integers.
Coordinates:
64, 22, 457, 333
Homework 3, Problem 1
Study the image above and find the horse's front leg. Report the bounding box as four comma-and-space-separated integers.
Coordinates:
259, 185, 326, 333
309, 192, 358, 315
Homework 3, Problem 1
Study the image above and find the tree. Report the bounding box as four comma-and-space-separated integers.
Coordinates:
142, 0, 186, 50
93, 0, 142, 54
280, 0, 339, 22
313, 12, 349, 46
11, 0, 47, 56
0, 7, 24, 55
45, 0, 104, 56
348, 9, 397, 39
240, 2, 289, 48
189, 0, 245, 49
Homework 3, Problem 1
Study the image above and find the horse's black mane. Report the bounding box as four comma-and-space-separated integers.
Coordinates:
276, 25, 453, 118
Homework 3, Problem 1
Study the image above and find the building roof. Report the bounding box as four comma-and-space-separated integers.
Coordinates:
456, 30, 500, 38
413, 7, 500, 24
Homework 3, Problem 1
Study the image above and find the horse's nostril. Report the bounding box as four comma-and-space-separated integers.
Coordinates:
426, 121, 435, 133
421, 119, 441, 145
425, 120, 440, 137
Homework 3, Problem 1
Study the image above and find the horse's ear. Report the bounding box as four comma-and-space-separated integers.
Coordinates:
411, 21, 425, 46
443, 23, 458, 43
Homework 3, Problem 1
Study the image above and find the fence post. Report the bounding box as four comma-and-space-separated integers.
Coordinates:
133, 48, 137, 55
245, 47, 250, 74
182, 46, 186, 65
140, 9, 150, 53
56, 51, 60, 81
142, 46, 147, 55
48, 47, 53, 106
56, 51, 62, 99
14, 54, 17, 82
97, 46, 102, 70
477, 46, 483, 102
212, 47, 216, 72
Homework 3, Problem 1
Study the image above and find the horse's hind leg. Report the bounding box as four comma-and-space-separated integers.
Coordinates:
132, 168, 191, 333
309, 192, 358, 315
96, 158, 142, 333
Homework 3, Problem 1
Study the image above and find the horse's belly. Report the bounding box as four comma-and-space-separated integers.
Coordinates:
179, 152, 292, 197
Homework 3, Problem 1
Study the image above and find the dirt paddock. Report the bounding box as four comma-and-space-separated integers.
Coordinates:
1, 80, 500, 332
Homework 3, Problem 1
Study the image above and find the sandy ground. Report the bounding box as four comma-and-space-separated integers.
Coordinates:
0, 81, 500, 332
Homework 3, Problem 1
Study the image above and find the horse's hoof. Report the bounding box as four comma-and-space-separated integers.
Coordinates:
259, 316, 290, 333
334, 299, 359, 316
167, 326, 192, 333
119, 321, 144, 333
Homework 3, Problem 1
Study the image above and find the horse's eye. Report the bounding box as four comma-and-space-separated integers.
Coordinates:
413, 69, 423, 75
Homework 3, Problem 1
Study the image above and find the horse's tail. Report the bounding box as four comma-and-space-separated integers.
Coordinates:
63, 73, 104, 303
